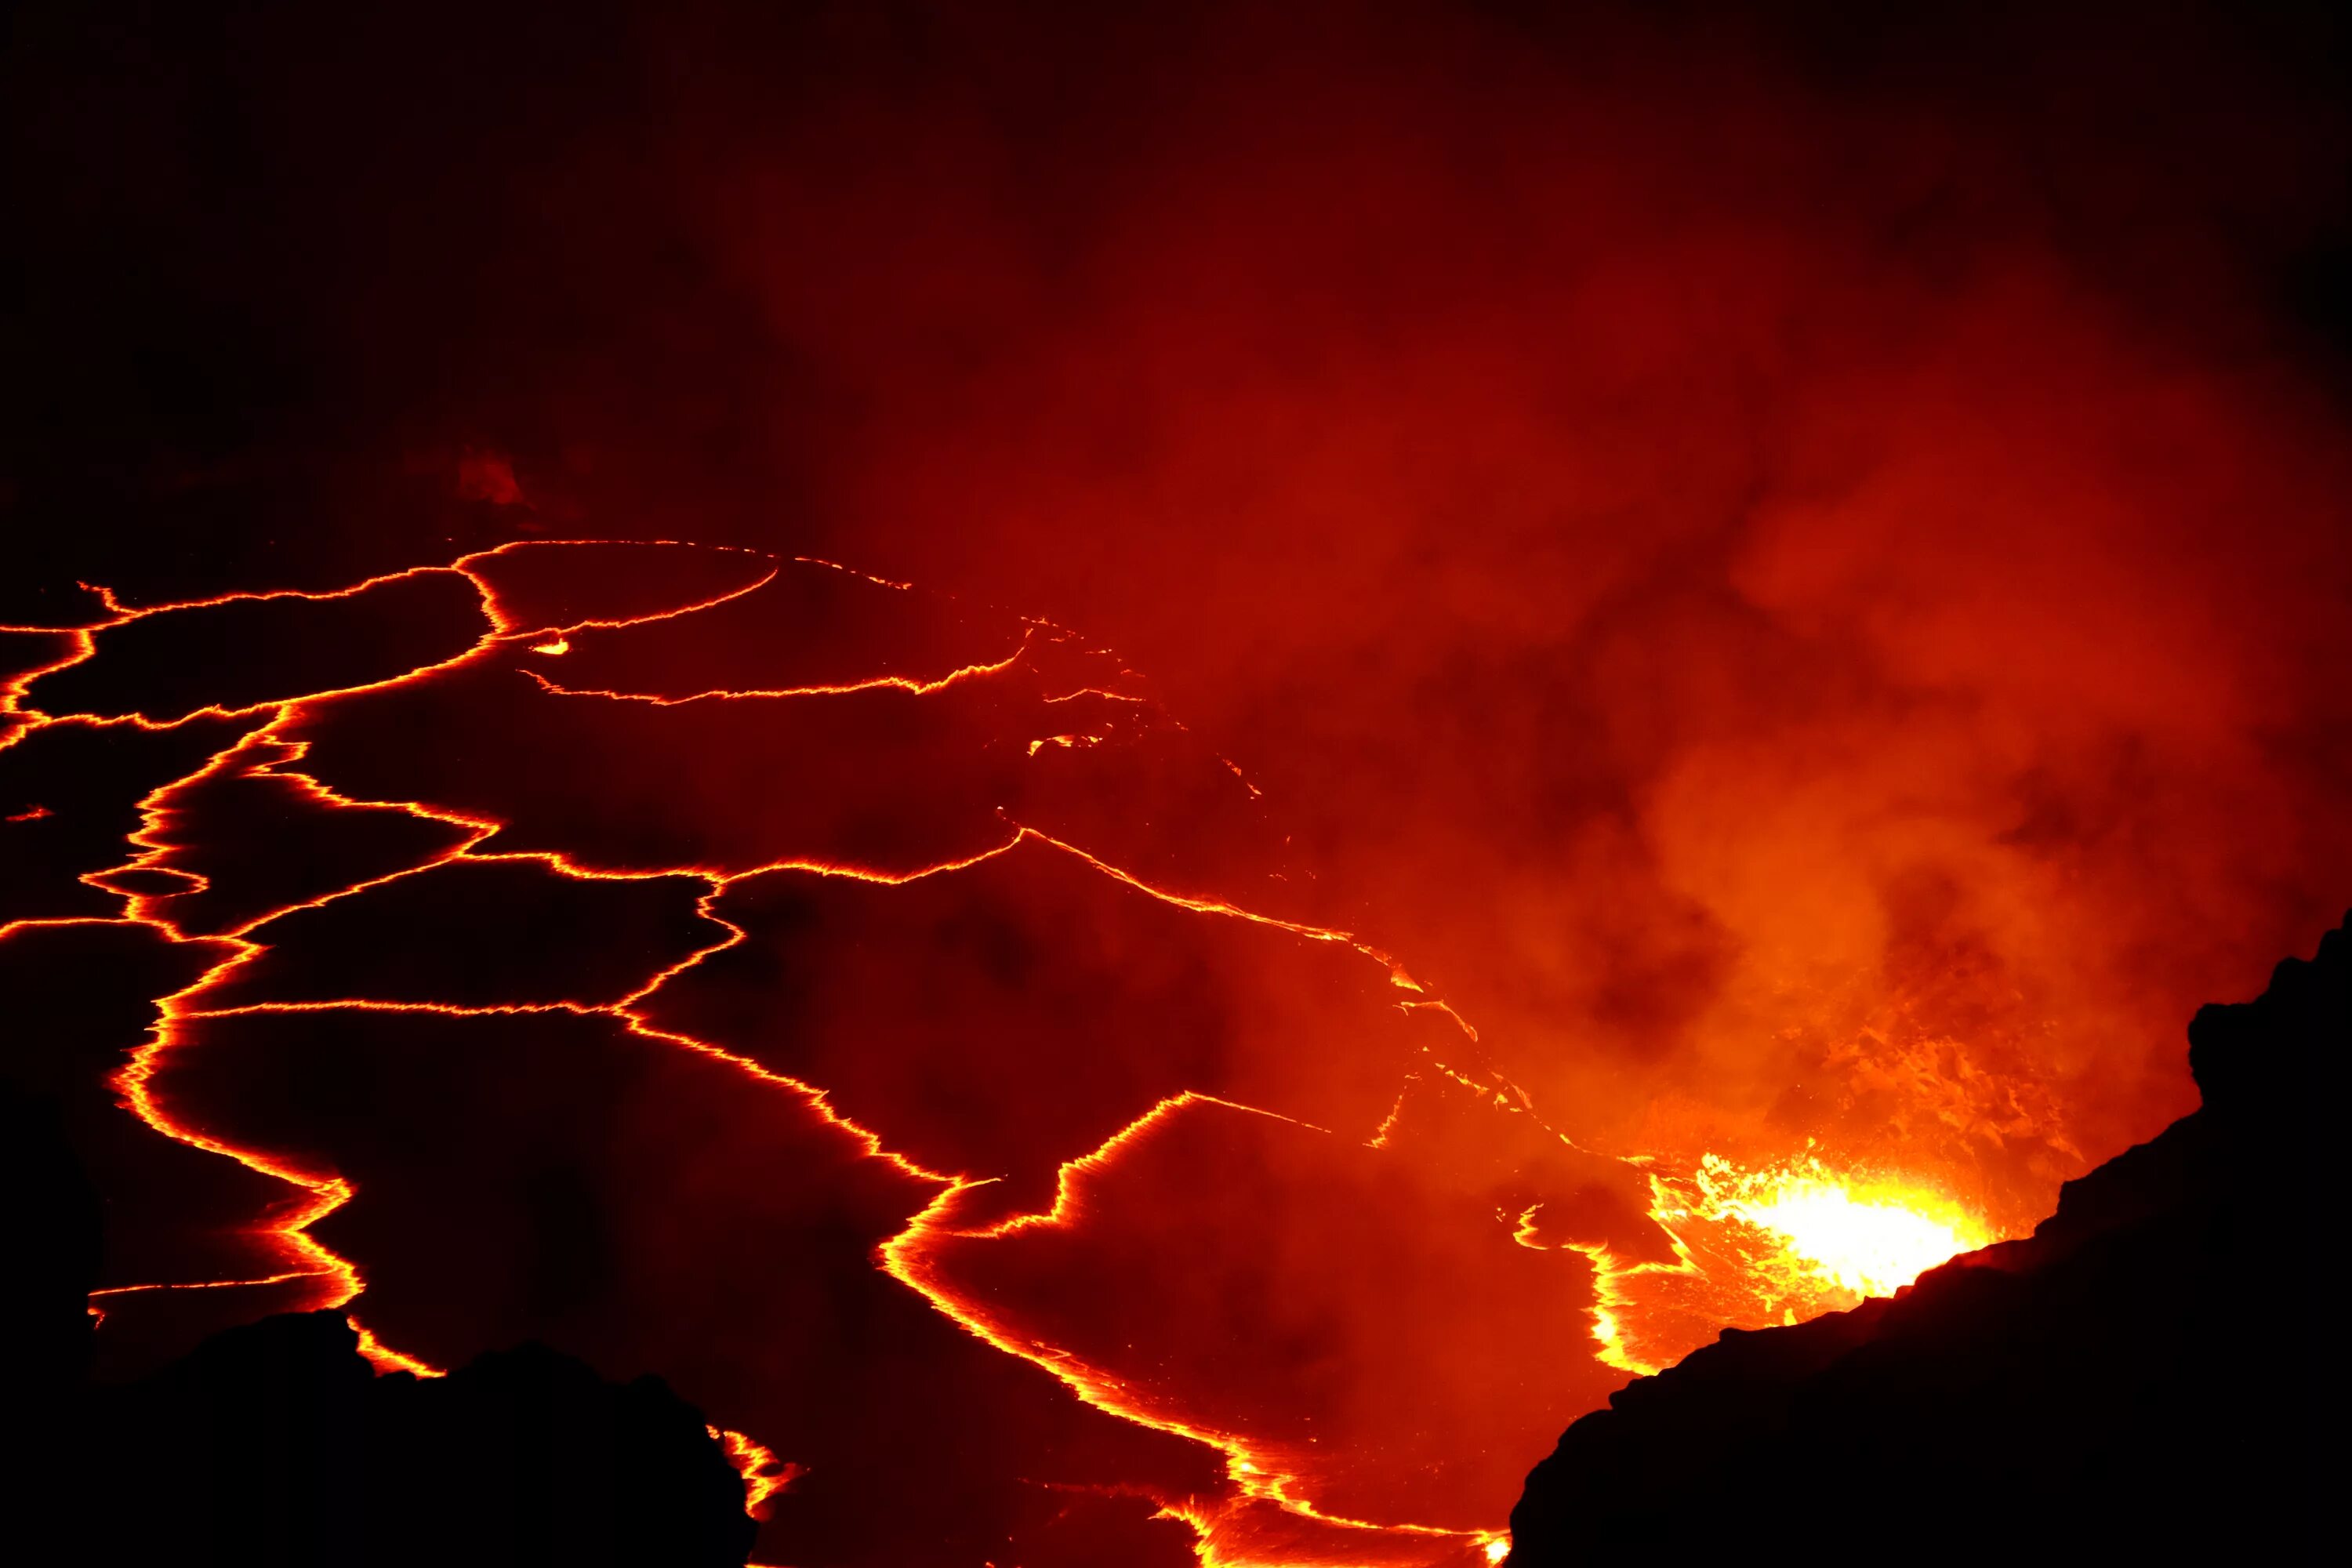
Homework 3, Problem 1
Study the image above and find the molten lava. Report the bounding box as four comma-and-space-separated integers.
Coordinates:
1685, 1154, 1994, 1304
0, 535, 2191, 1564
16, 4, 2352, 1559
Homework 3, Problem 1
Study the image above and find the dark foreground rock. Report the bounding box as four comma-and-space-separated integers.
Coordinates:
1508, 914, 2339, 1562
0, 1087, 753, 1567
87, 1312, 757, 1567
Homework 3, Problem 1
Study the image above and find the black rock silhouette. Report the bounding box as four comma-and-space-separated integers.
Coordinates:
0, 1086, 755, 1568
1507, 914, 2340, 1561
76, 1312, 756, 1567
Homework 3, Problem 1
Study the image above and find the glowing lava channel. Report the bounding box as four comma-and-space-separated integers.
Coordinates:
0, 532, 1994, 1566
2, 536, 1523, 1560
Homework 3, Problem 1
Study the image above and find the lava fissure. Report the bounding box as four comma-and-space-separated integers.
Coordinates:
517, 635, 1036, 706
1, 534, 2007, 1566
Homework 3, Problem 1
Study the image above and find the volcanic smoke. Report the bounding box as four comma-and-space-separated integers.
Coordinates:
6, 2, 2350, 1564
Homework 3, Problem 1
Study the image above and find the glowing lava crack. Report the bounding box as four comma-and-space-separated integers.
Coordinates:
1, 536, 1998, 1566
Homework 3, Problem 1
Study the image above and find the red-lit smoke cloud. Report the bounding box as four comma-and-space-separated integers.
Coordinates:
20, 0, 2350, 1340
598, 2, 2352, 1217
9, 2, 2352, 1561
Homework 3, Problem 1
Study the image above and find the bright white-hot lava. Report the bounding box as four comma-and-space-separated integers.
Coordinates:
1688, 1152, 1994, 1301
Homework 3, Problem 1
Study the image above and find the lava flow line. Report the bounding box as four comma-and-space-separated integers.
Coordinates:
877, 1092, 1510, 1566
1, 546, 809, 1325
5, 534, 1584, 1563
0, 911, 356, 1317
5, 535, 786, 739
1, 626, 98, 750
514, 632, 1033, 705
4, 568, 513, 732
2, 539, 1099, 1524
451, 537, 783, 641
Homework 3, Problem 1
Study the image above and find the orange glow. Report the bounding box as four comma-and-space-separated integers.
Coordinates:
515, 637, 1032, 705
352, 1319, 444, 1377
708, 1426, 801, 1520
880, 1091, 1530, 1563
1025, 732, 1104, 756
0, 543, 915, 1389
19, 9, 2352, 1563
1682, 1153, 1994, 1301
456, 538, 781, 638
86, 1270, 329, 1298
2, 532, 2299, 1566
1534, 1149, 2007, 1377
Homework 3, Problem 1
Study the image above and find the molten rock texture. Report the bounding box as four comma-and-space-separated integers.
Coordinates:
1508, 913, 2339, 1560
